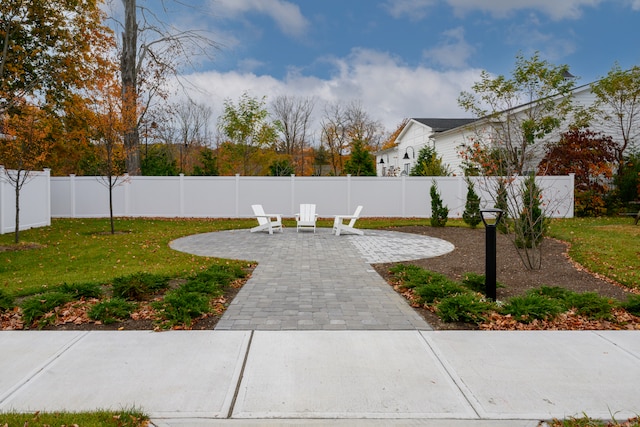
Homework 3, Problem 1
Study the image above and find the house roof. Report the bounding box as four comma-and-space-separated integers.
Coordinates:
412, 118, 477, 132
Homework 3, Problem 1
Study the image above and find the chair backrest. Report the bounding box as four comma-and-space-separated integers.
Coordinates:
252, 204, 267, 225
348, 205, 363, 227
299, 204, 316, 221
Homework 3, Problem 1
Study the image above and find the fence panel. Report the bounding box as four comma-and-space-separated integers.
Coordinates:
49, 174, 575, 219
0, 168, 51, 234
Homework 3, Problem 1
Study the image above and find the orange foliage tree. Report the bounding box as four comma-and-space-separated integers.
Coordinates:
538, 128, 617, 216
0, 104, 52, 242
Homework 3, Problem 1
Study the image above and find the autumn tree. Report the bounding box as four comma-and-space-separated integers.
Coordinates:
0, 104, 52, 243
115, 0, 218, 175
1, 0, 113, 114
217, 93, 279, 175
538, 128, 617, 216
380, 118, 409, 150
271, 95, 315, 175
84, 72, 130, 234
458, 53, 575, 270
590, 64, 640, 178
320, 100, 384, 175
458, 52, 575, 175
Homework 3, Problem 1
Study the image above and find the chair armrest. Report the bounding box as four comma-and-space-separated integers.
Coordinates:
256, 214, 281, 220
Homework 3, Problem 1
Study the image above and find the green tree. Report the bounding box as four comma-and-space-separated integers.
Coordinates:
192, 148, 219, 176
410, 145, 450, 176
141, 144, 178, 176
462, 179, 482, 228
217, 92, 278, 175
268, 158, 295, 176
343, 139, 376, 176
590, 64, 640, 179
430, 181, 449, 227
458, 52, 575, 175
494, 178, 510, 234
513, 175, 549, 269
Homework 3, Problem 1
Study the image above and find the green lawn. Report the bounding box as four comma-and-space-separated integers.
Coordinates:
1, 216, 637, 297
548, 217, 640, 290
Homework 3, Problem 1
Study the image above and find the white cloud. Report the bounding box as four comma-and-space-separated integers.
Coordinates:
422, 27, 475, 69
447, 0, 603, 20
181, 48, 480, 139
214, 0, 309, 37
382, 0, 438, 20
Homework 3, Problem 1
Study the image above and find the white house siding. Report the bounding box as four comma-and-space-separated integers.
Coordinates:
376, 120, 434, 176
432, 84, 620, 175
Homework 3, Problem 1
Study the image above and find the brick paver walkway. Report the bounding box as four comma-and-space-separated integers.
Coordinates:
170, 228, 454, 330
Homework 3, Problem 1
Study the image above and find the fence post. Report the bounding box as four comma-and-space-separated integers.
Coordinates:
44, 169, 51, 226
347, 174, 352, 211
235, 174, 240, 218
123, 173, 130, 216
69, 174, 76, 218
179, 173, 185, 217
290, 174, 295, 215
0, 166, 4, 234
401, 174, 406, 217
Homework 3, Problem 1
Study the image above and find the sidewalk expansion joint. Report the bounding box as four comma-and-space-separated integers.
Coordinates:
227, 330, 254, 418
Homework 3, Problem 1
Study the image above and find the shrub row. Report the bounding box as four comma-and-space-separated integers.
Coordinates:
389, 264, 640, 326
1, 263, 249, 329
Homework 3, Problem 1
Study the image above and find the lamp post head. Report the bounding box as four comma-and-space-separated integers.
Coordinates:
480, 208, 503, 227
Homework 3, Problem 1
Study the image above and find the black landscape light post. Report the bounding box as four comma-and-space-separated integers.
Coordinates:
480, 208, 503, 301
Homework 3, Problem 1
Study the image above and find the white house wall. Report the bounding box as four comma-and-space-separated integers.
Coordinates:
432, 85, 623, 175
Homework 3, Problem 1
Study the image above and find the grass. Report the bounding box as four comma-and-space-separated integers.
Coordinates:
0, 408, 148, 426
548, 217, 640, 290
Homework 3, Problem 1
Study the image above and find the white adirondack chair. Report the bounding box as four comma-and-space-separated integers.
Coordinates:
250, 204, 283, 234
333, 205, 364, 236
295, 203, 318, 233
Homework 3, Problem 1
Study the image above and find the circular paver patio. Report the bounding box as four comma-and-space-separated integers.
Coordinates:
170, 228, 454, 330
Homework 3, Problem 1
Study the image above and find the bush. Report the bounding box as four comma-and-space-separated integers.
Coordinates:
514, 175, 548, 249
414, 275, 466, 304
112, 272, 171, 300
430, 181, 449, 227
59, 282, 103, 299
0, 289, 15, 311
526, 286, 571, 301
152, 289, 211, 328
88, 298, 136, 324
564, 292, 615, 320
460, 272, 483, 293
501, 293, 565, 323
21, 292, 72, 327
462, 179, 482, 228
436, 293, 493, 324
621, 294, 640, 316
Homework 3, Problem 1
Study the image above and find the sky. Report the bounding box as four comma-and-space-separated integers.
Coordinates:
139, 0, 640, 138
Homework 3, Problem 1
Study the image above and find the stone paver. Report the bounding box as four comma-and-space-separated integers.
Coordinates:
170, 228, 454, 330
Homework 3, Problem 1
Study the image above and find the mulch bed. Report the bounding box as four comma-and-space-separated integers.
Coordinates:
374, 226, 638, 330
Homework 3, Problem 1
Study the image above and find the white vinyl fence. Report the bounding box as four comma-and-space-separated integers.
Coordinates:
0, 167, 51, 235
50, 174, 575, 219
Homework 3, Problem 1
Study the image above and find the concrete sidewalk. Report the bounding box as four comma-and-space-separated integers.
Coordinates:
1, 330, 639, 425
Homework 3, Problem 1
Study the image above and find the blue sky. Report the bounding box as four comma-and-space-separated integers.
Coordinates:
141, 0, 640, 135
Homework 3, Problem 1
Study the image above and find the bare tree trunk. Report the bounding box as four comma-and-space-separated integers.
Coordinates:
13, 171, 21, 244
121, 0, 140, 175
